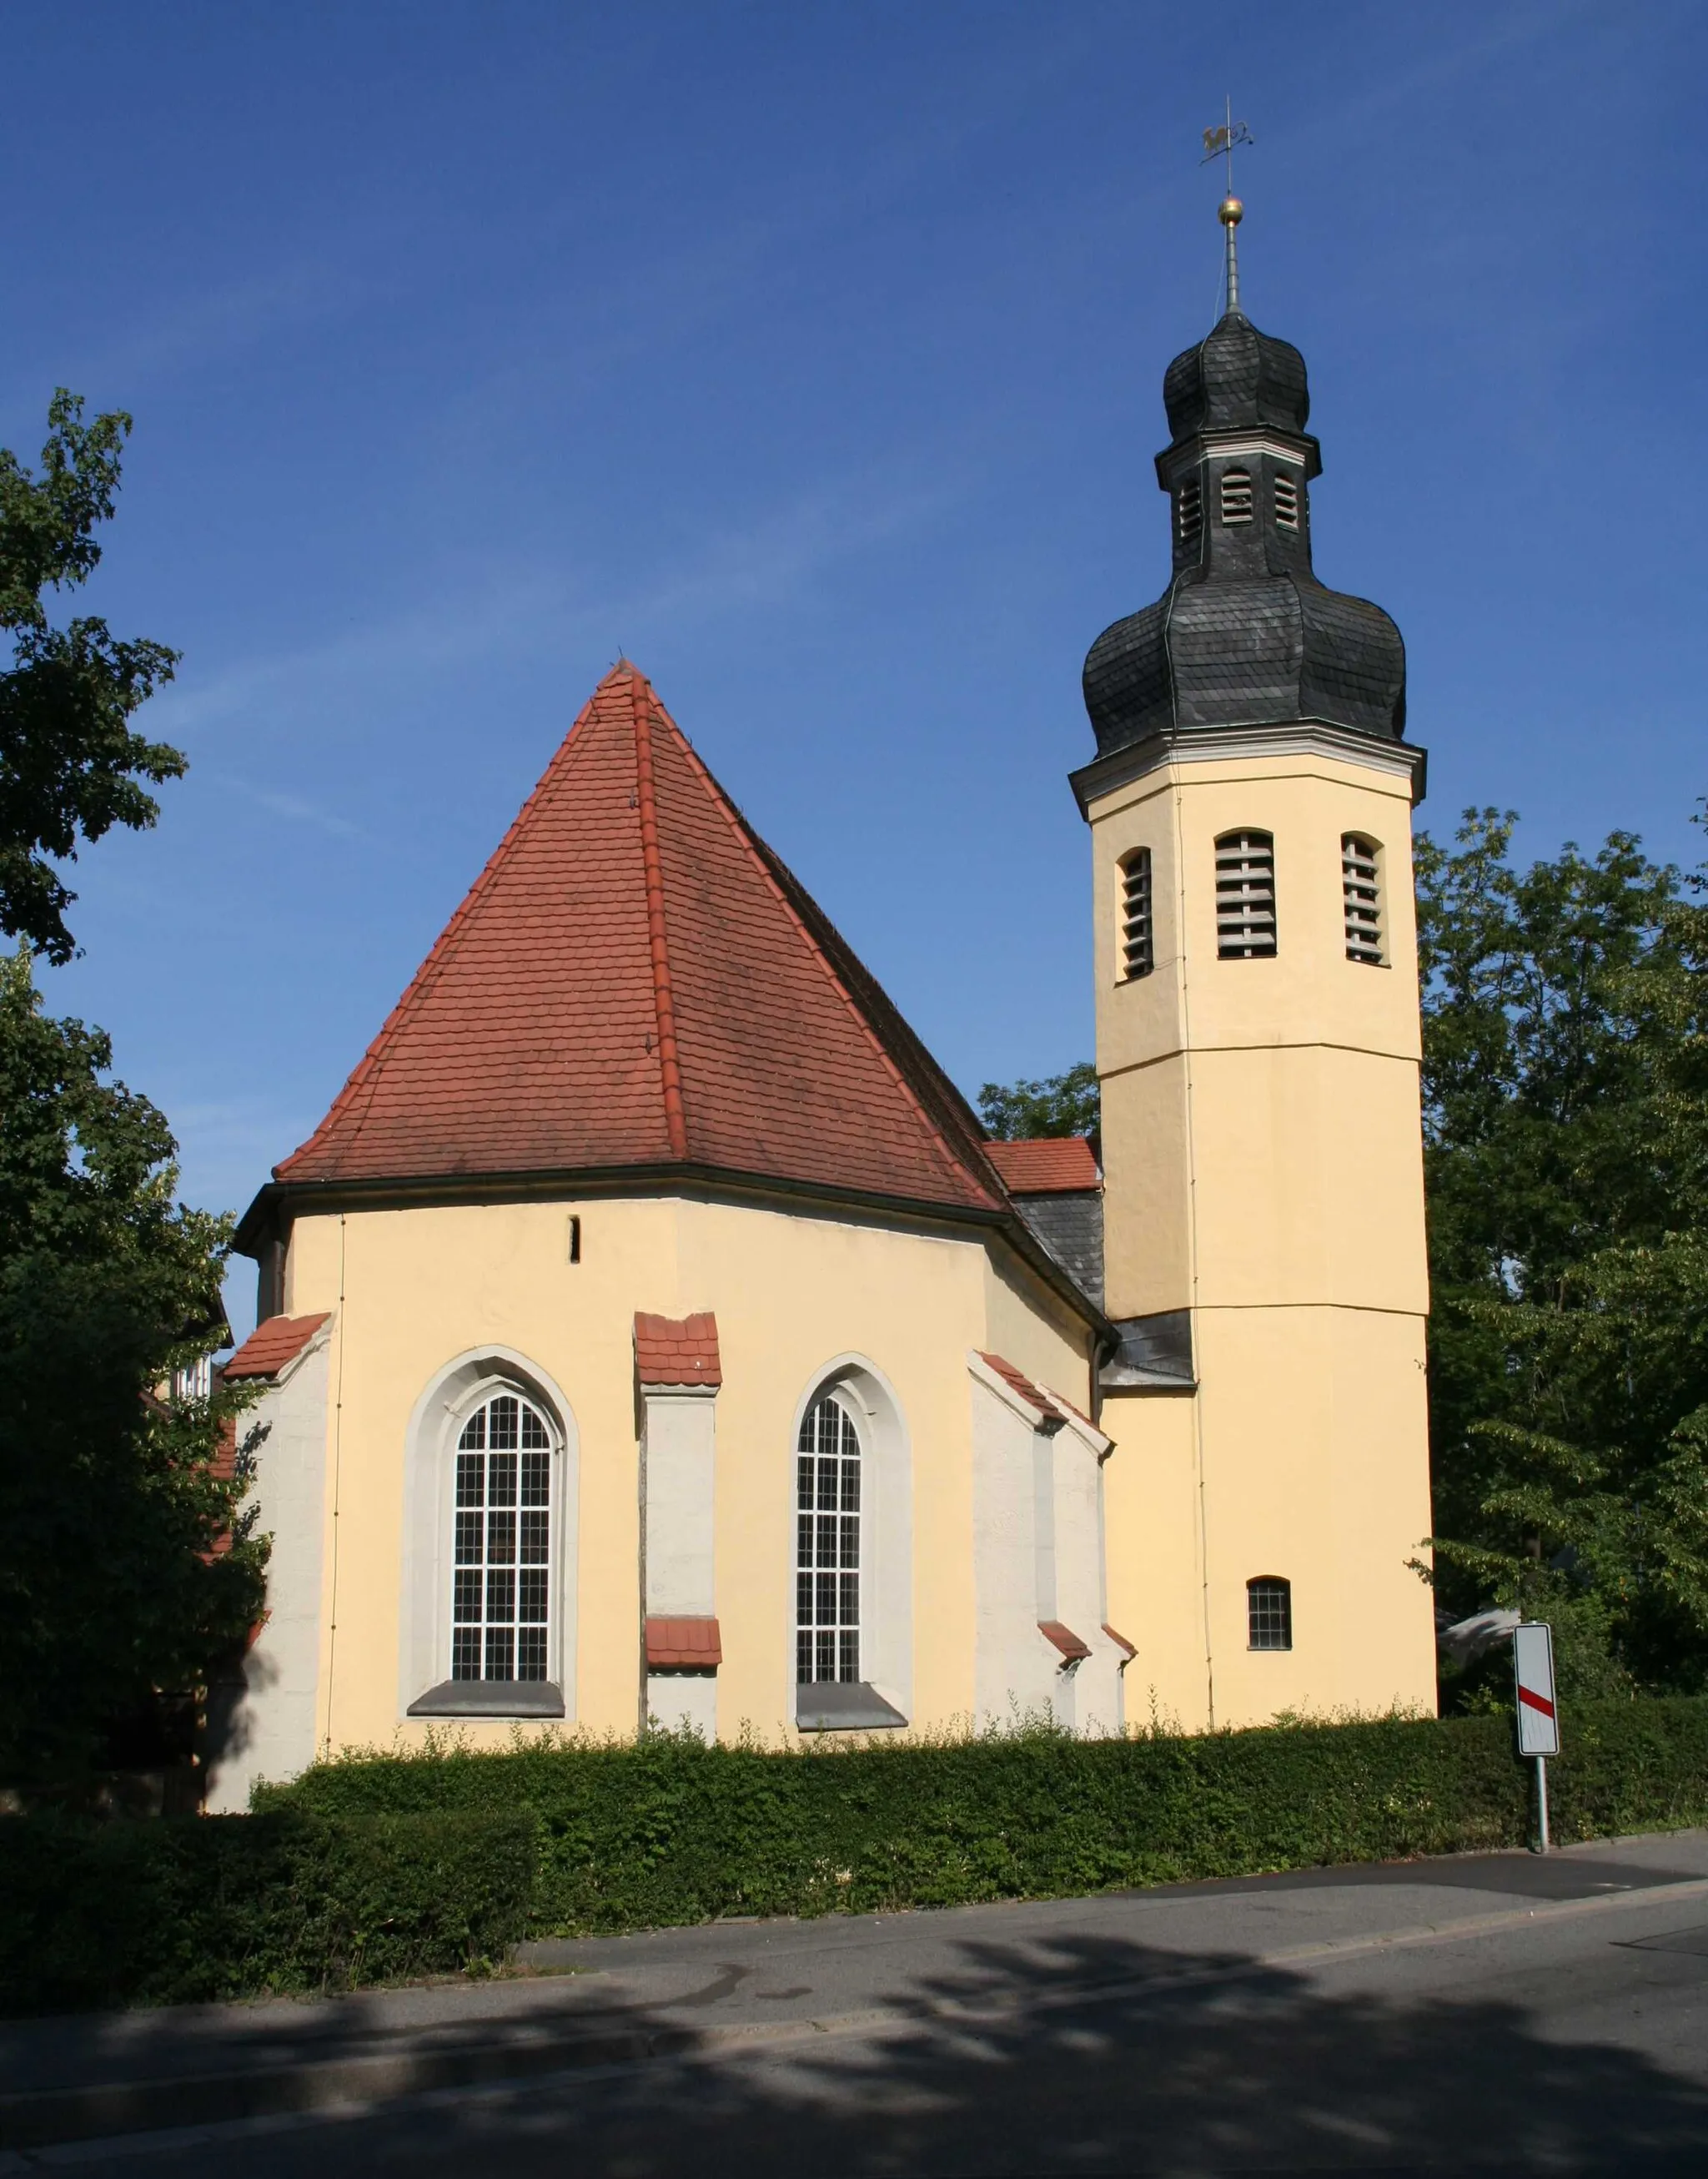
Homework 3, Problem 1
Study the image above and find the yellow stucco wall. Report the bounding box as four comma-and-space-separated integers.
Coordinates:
283, 1192, 1094, 1754
1088, 738, 1437, 1728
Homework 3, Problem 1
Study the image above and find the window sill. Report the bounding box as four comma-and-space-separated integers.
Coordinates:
796, 1682, 907, 1732
407, 1679, 565, 1719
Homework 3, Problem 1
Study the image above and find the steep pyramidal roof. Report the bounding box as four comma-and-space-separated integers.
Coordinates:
276, 665, 1007, 1219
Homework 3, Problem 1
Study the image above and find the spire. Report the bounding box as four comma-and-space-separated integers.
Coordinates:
1080, 236, 1407, 755
1220, 194, 1243, 315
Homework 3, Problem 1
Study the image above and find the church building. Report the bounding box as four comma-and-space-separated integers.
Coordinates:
210, 205, 1438, 1809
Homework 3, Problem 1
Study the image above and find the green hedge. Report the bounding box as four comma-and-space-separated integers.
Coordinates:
5, 1700, 1704, 2016
259, 1698, 1708, 1940
0, 1806, 535, 2015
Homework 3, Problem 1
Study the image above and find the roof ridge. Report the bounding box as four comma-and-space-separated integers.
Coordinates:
277, 672, 624, 1180
646, 689, 1002, 1210
629, 670, 689, 1158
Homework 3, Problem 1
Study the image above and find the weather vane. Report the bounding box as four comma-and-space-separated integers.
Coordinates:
1201, 97, 1253, 316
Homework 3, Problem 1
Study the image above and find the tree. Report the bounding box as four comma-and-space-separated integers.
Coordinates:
1417, 808, 1708, 1694
0, 949, 266, 1780
978, 1062, 1100, 1141
1, 391, 183, 964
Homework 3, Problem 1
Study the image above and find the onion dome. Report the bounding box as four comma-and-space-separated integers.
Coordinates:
1083, 282, 1406, 754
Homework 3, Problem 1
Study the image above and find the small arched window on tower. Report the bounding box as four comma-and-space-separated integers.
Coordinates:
1248, 1576, 1293, 1651
1219, 468, 1253, 525
1121, 849, 1153, 979
1273, 471, 1300, 531
1176, 476, 1203, 555
1342, 834, 1384, 965
1215, 831, 1277, 959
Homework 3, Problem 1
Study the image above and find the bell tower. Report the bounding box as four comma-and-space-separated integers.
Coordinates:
1078, 199, 1437, 1728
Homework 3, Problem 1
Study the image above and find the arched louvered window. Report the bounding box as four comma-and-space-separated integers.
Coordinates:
453, 1391, 555, 1683
1342, 834, 1384, 965
1219, 468, 1253, 525
1176, 476, 1203, 554
1248, 1576, 1293, 1651
1215, 831, 1277, 959
1121, 849, 1153, 979
1273, 471, 1300, 531
796, 1391, 862, 1687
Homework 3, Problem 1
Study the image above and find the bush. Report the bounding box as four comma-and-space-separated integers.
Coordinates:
8, 1700, 1704, 2016
0, 1805, 535, 2015
259, 1699, 1708, 1940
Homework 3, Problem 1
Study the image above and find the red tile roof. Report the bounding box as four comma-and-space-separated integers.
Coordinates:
224, 1313, 329, 1383
984, 1138, 1101, 1194
1103, 1623, 1136, 1659
1038, 1619, 1093, 1662
275, 665, 1007, 1218
646, 1616, 722, 1668
977, 1349, 1068, 1424
635, 1311, 722, 1389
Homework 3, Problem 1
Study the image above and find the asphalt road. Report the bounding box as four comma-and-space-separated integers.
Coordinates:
8, 1829, 1708, 2175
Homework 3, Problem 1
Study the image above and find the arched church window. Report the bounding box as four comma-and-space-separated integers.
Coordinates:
1218, 468, 1253, 525
1215, 831, 1277, 959
1121, 849, 1153, 979
453, 1391, 555, 1683
1248, 1576, 1293, 1651
1273, 471, 1300, 530
1342, 834, 1384, 965
1176, 476, 1203, 553
796, 1391, 862, 1687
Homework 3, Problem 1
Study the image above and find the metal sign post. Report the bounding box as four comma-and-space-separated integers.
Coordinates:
1513, 1622, 1560, 1853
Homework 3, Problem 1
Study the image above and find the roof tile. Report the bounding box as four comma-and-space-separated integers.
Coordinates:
224, 1313, 330, 1383
275, 666, 1006, 1217
635, 1311, 722, 1387
985, 1138, 1101, 1194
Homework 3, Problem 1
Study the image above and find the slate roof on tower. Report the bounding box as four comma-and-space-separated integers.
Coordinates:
269, 665, 1012, 1222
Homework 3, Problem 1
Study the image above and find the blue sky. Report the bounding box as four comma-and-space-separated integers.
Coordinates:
3, 1, 1701, 1336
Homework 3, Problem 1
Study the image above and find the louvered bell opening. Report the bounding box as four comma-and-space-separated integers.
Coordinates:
1342, 833, 1383, 965
1122, 850, 1153, 979
1219, 468, 1253, 525
1273, 471, 1300, 531
1177, 477, 1203, 554
1215, 831, 1277, 959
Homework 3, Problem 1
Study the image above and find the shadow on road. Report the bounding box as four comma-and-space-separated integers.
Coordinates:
58, 1914, 1708, 2176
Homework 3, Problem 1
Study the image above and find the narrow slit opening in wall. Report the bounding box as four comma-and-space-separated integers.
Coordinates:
567, 1215, 581, 1264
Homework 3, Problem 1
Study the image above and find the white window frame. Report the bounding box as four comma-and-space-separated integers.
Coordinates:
400, 1346, 579, 1719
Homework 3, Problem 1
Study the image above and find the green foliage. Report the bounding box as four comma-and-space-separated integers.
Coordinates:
0, 1807, 535, 2015
1417, 808, 1708, 1689
0, 949, 266, 1780
977, 1061, 1099, 1142
0, 390, 183, 964
254, 1701, 1708, 1944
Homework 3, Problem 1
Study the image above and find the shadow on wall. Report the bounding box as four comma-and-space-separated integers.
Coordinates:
13, 1915, 1708, 2172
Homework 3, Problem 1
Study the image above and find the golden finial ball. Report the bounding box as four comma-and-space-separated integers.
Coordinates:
1219, 195, 1243, 227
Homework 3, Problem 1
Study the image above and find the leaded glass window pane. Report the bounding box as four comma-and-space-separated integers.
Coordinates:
450, 1391, 554, 1681
796, 1391, 861, 1683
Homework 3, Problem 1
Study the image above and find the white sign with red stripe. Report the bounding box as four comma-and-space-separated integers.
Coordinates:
1514, 1622, 1560, 1756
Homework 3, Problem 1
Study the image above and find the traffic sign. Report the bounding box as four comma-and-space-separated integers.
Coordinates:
1514, 1623, 1560, 1756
